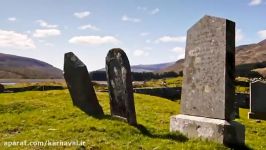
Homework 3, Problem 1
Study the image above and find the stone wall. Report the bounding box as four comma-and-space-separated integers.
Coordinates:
133, 87, 181, 100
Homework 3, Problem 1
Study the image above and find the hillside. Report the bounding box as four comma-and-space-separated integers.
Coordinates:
0, 90, 264, 149
0, 53, 63, 79
159, 39, 266, 77
98, 62, 174, 73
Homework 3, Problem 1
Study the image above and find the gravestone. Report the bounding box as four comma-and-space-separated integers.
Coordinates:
170, 15, 245, 146
64, 52, 104, 116
0, 84, 4, 93
105, 48, 137, 125
235, 102, 240, 118
249, 81, 266, 120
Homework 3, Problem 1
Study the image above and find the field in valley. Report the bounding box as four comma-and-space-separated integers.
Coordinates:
0, 88, 265, 149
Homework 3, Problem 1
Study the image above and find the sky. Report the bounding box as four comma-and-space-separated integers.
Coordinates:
0, 0, 266, 71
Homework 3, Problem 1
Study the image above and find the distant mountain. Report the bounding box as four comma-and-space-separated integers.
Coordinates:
157, 59, 184, 74
97, 62, 175, 73
158, 39, 266, 77
0, 53, 63, 79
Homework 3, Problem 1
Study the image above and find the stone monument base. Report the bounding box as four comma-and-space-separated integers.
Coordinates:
248, 112, 266, 120
170, 114, 245, 146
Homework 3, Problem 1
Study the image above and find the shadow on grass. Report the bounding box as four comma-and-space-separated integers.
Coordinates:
94, 115, 188, 142
228, 144, 253, 150
90, 115, 253, 149
135, 124, 188, 142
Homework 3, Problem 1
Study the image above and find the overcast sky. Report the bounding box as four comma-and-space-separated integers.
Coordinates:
0, 0, 266, 71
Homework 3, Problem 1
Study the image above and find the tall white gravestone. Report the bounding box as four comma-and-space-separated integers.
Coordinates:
170, 15, 245, 146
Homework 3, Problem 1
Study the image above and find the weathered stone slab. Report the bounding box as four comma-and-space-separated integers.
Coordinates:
181, 15, 235, 120
64, 52, 104, 116
249, 81, 266, 120
170, 114, 245, 146
170, 15, 245, 146
234, 102, 240, 118
106, 48, 137, 125
235, 93, 249, 108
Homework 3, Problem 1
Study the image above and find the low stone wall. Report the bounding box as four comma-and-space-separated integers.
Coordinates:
5, 86, 65, 93
235, 93, 249, 108
0, 84, 4, 93
133, 87, 181, 100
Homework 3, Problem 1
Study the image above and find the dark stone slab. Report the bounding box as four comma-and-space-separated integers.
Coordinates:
234, 102, 240, 118
181, 15, 235, 120
249, 112, 266, 120
106, 48, 137, 125
249, 81, 266, 120
64, 52, 104, 116
235, 93, 249, 108
0, 84, 4, 93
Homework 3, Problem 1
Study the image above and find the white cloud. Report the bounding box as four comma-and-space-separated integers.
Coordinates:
78, 24, 100, 31
170, 47, 185, 59
137, 6, 147, 11
121, 15, 141, 23
33, 29, 61, 38
44, 43, 54, 47
150, 8, 160, 15
249, 0, 262, 5
0, 29, 35, 49
38, 40, 54, 47
236, 29, 244, 43
8, 17, 16, 22
145, 39, 151, 43
74, 11, 90, 19
133, 49, 150, 57
69, 36, 120, 45
258, 30, 266, 39
156, 36, 186, 43
36, 20, 58, 28
25, 30, 31, 34
140, 32, 150, 36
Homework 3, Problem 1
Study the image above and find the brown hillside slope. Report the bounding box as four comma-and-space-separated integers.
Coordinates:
159, 39, 266, 77
0, 53, 63, 79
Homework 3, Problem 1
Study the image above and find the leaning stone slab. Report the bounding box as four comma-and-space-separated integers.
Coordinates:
249, 81, 266, 120
106, 48, 137, 125
64, 52, 104, 116
170, 15, 245, 146
170, 115, 245, 146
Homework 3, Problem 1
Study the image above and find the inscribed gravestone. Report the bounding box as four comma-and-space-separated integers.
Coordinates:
249, 81, 266, 120
170, 15, 245, 146
64, 52, 104, 116
181, 15, 235, 120
106, 48, 137, 125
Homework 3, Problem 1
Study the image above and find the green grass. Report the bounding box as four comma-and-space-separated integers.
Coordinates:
0, 90, 265, 149
143, 77, 183, 88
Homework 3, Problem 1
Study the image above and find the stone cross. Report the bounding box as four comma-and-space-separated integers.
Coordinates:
64, 52, 104, 116
105, 48, 137, 125
249, 81, 266, 120
170, 15, 245, 146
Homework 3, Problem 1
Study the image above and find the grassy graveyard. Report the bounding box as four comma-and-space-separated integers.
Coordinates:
0, 89, 265, 150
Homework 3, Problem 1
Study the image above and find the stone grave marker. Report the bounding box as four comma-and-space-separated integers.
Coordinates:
170, 15, 245, 146
64, 52, 104, 116
105, 48, 137, 125
249, 81, 266, 120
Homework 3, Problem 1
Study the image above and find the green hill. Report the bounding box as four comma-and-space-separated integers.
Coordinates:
0, 90, 265, 149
